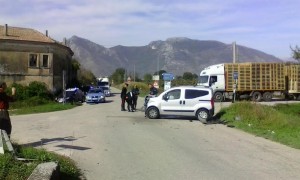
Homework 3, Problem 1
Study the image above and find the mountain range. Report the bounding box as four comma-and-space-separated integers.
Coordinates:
67, 36, 283, 77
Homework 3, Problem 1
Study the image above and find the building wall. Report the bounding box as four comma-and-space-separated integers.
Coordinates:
0, 41, 73, 92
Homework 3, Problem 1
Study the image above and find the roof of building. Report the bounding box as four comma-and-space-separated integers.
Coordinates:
0, 24, 57, 43
0, 24, 73, 55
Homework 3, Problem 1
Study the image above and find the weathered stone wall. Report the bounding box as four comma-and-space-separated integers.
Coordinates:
0, 41, 73, 92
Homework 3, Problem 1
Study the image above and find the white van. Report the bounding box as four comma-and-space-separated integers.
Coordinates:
145, 86, 214, 123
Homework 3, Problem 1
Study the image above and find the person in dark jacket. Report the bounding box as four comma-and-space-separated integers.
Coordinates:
149, 83, 158, 96
120, 83, 128, 111
0, 82, 15, 138
131, 85, 140, 110
125, 91, 135, 112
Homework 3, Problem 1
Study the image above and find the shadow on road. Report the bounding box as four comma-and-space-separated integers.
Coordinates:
19, 136, 91, 151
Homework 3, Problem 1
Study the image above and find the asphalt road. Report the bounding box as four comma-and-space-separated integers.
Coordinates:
11, 88, 300, 180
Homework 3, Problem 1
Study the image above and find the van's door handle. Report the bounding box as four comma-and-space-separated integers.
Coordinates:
183, 100, 185, 105
179, 100, 182, 104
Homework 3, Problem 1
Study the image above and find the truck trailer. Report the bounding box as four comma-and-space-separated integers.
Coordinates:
198, 62, 300, 102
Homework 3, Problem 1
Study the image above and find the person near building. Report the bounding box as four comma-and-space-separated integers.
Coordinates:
132, 85, 140, 110
120, 83, 128, 111
0, 82, 16, 138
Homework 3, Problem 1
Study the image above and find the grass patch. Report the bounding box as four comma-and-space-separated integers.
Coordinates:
10, 102, 77, 115
0, 144, 83, 180
2, 100, 81, 179
218, 101, 300, 149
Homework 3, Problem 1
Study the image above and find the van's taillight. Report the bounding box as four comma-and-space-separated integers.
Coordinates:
211, 98, 214, 108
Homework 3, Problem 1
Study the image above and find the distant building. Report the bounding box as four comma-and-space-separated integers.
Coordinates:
0, 24, 74, 93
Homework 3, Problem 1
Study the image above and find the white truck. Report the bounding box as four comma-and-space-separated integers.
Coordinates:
97, 77, 110, 87
198, 62, 300, 102
97, 77, 111, 96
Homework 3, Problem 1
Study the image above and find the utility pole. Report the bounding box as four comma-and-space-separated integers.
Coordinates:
133, 64, 135, 82
233, 41, 236, 63
62, 70, 66, 104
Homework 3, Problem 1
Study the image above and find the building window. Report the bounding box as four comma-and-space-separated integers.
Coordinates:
42, 54, 49, 67
29, 54, 38, 67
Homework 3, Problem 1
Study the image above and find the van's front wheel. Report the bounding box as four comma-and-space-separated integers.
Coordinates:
196, 109, 209, 123
146, 107, 160, 119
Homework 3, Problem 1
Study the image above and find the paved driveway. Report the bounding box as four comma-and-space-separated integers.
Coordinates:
11, 88, 300, 180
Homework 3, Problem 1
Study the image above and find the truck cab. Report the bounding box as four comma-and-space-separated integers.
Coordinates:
199, 64, 226, 101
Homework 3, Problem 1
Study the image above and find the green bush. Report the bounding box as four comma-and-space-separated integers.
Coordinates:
27, 81, 53, 100
9, 81, 53, 101
10, 83, 27, 101
7, 82, 57, 109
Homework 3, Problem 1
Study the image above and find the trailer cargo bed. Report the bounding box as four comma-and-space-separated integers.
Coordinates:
225, 63, 286, 92
286, 64, 300, 93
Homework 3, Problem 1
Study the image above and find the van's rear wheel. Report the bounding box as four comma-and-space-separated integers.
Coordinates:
146, 107, 160, 119
196, 109, 209, 123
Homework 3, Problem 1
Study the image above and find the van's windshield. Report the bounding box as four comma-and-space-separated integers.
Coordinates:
199, 76, 209, 84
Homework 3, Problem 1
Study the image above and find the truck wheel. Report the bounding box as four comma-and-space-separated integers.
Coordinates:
263, 92, 273, 102
213, 92, 223, 102
146, 107, 160, 119
196, 109, 209, 123
252, 92, 262, 102
297, 95, 300, 101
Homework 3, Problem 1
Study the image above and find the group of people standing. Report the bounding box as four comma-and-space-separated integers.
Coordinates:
120, 83, 158, 112
120, 83, 140, 112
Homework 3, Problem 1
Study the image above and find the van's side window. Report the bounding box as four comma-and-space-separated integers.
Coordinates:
167, 89, 181, 100
185, 90, 209, 99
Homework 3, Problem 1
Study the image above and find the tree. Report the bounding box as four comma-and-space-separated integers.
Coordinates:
154, 70, 167, 80
71, 59, 81, 71
172, 72, 198, 86
143, 73, 153, 84
111, 68, 126, 85
182, 72, 194, 80
291, 45, 300, 63
77, 68, 97, 86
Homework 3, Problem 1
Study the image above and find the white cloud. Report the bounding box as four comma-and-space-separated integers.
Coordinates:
0, 0, 300, 57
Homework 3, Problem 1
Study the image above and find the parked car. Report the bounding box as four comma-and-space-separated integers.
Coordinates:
98, 86, 111, 97
85, 88, 106, 103
57, 88, 85, 103
145, 86, 214, 123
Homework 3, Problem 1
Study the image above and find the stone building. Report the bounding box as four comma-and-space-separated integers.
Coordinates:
0, 24, 74, 93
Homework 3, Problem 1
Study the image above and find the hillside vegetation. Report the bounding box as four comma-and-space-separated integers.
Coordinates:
68, 36, 282, 77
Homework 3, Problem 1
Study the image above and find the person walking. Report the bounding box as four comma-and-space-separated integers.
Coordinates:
120, 83, 128, 111
0, 82, 15, 138
132, 85, 140, 110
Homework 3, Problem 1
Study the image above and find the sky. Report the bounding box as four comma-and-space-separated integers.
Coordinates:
1, 0, 300, 59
